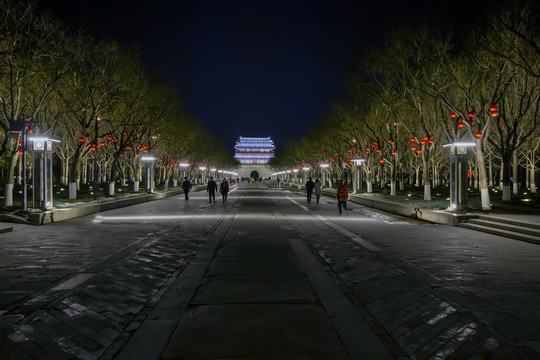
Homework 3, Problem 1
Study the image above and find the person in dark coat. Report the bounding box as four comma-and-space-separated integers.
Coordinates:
207, 177, 218, 204
181, 177, 192, 200
306, 177, 315, 203
220, 179, 229, 203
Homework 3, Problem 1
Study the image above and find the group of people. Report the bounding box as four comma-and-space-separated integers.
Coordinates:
183, 175, 350, 215
305, 177, 349, 215
181, 177, 230, 204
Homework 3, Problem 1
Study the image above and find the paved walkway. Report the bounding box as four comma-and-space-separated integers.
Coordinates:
0, 182, 539, 359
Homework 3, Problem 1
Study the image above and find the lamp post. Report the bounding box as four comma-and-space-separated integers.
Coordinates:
352, 158, 365, 193
93, 117, 100, 200
29, 137, 60, 210
141, 156, 156, 193
443, 142, 476, 211
320, 163, 330, 187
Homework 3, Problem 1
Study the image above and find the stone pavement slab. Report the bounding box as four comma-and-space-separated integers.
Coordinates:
162, 304, 349, 359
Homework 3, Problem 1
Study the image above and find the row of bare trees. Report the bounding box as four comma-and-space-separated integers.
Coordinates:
270, 1, 539, 210
0, 1, 236, 207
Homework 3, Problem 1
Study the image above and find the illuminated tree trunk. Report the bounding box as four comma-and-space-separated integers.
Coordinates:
512, 151, 519, 195
4, 152, 19, 207
530, 150, 537, 194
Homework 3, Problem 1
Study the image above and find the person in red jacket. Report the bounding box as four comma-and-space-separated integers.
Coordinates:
336, 180, 348, 215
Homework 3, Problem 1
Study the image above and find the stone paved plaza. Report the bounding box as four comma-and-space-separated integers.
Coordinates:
0, 181, 539, 359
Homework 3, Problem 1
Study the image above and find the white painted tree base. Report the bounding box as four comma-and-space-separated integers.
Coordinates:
4, 184, 13, 207
69, 183, 77, 199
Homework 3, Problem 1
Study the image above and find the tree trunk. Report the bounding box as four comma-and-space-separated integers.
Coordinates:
512, 151, 519, 195
475, 148, 491, 210
530, 150, 537, 194
422, 156, 431, 201
501, 154, 512, 201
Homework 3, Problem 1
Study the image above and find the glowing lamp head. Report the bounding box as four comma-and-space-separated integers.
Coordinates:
457, 121, 465, 129
475, 131, 483, 138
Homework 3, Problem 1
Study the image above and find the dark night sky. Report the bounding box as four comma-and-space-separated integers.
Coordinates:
35, 0, 503, 153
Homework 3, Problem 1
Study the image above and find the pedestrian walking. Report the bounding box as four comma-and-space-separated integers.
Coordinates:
306, 177, 314, 203
207, 177, 218, 204
336, 180, 348, 215
181, 177, 192, 200
220, 178, 229, 203
314, 178, 321, 204
276, 177, 281, 189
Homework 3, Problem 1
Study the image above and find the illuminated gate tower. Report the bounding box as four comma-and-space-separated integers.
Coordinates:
234, 136, 275, 179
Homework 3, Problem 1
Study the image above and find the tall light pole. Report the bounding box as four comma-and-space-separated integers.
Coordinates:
93, 117, 100, 200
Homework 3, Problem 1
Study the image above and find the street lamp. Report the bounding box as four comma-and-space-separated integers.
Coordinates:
351, 158, 365, 193
141, 156, 156, 193
29, 137, 60, 210
443, 142, 476, 211
320, 162, 330, 187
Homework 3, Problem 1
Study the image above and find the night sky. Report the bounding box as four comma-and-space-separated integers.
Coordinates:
35, 0, 503, 153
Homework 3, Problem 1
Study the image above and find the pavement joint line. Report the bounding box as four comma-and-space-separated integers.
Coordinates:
285, 195, 381, 252
114, 203, 239, 360
288, 237, 394, 359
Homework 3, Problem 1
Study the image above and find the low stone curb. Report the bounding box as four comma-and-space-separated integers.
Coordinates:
284, 183, 476, 225
25, 185, 207, 225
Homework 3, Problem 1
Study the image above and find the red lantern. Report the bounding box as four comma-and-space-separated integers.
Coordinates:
416, 148, 422, 154
18, 149, 23, 154
428, 139, 434, 145
107, 136, 112, 141
475, 131, 482, 138
99, 141, 105, 147
387, 139, 392, 144
123, 132, 127, 136
18, 141, 22, 146
372, 142, 377, 148
376, 148, 380, 154
450, 112, 457, 120
420, 139, 426, 146
127, 146, 132, 150
489, 105, 497, 111
111, 138, 116, 143
392, 150, 397, 156
348, 149, 352, 153
132, 135, 137, 139
90, 145, 96, 152
467, 111, 475, 118
136, 153, 140, 157
354, 152, 358, 156
411, 146, 417, 152
11, 132, 18, 136
152, 148, 156, 152
457, 122, 465, 129
490, 110, 498, 117
410, 137, 415, 143
379, 159, 384, 164
122, 150, 126, 154
78, 136, 85, 144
